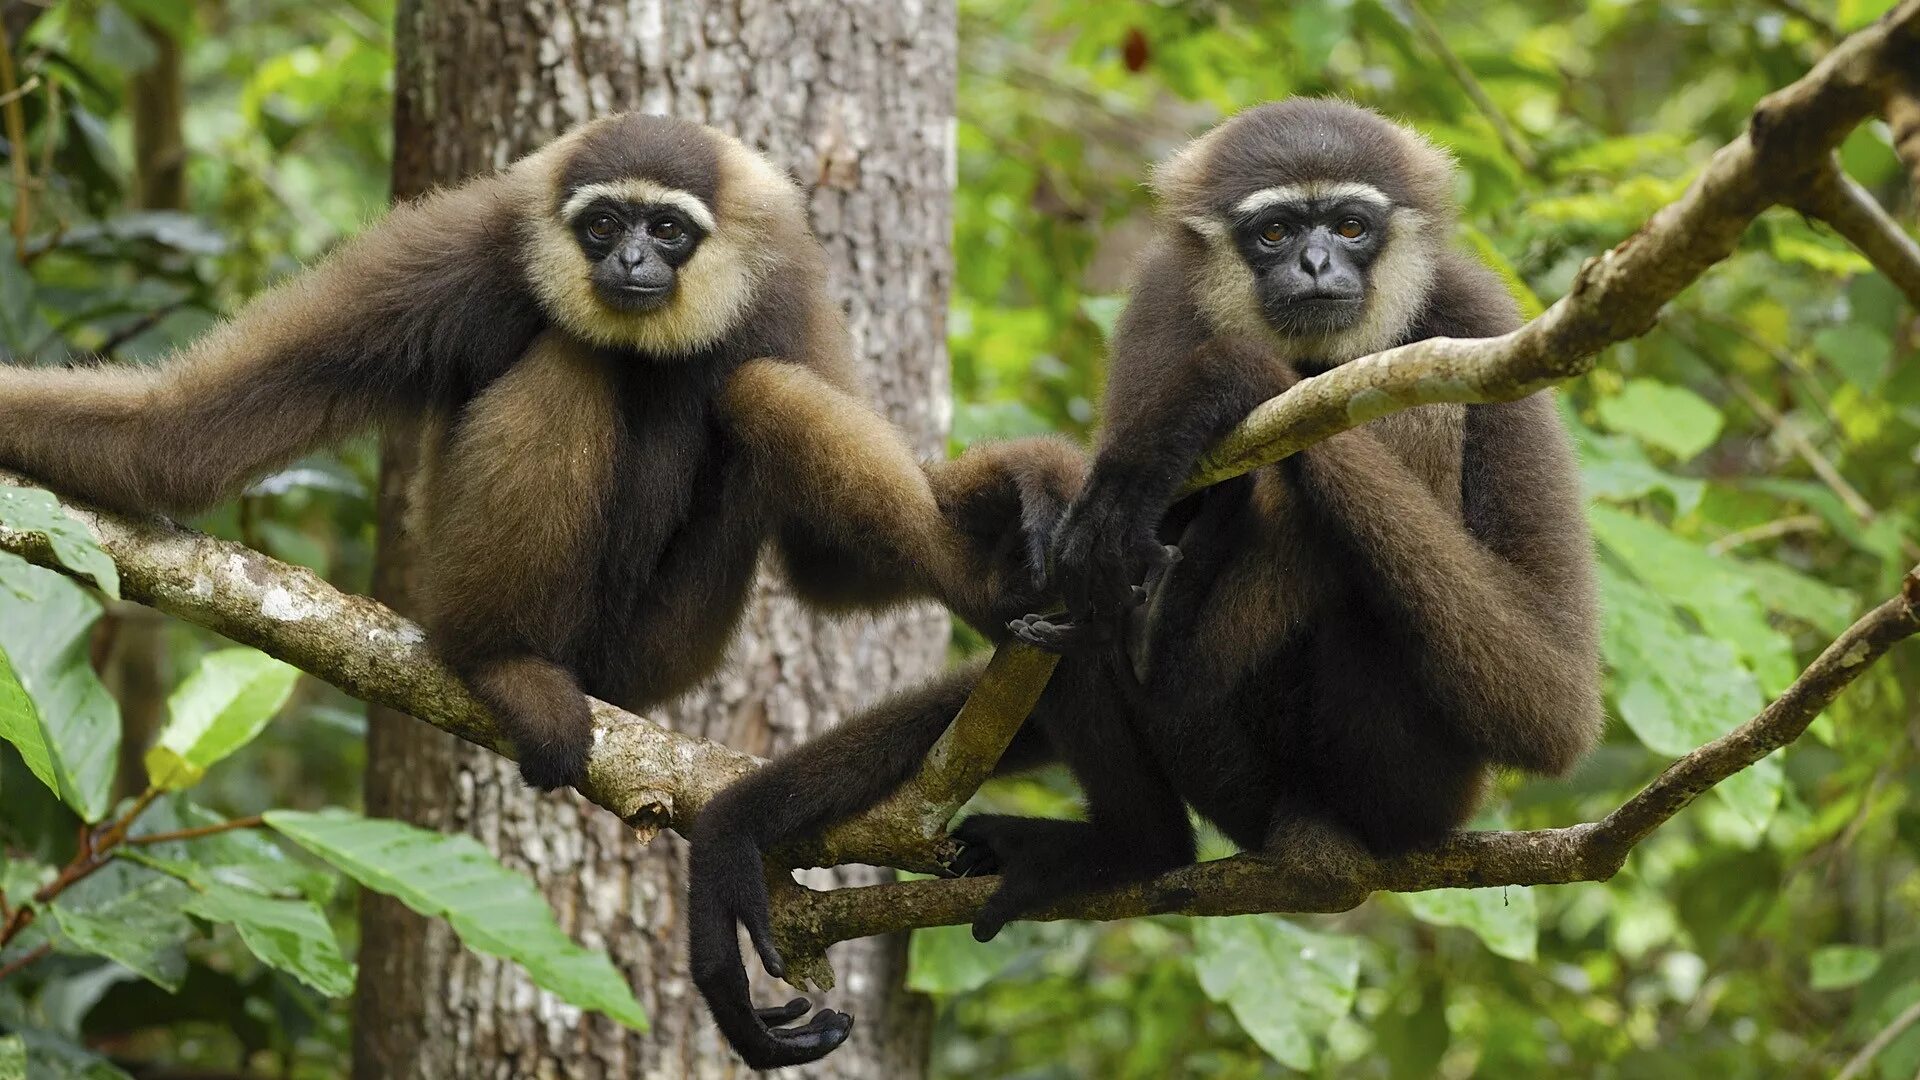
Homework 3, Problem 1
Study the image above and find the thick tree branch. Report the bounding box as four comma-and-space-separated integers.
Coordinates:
0, 0, 1915, 961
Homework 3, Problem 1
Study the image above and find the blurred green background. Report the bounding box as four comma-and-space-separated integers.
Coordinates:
0, 0, 1916, 1076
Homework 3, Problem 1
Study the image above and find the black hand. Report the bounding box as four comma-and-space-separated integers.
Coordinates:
1047, 476, 1171, 638
689, 829, 853, 1068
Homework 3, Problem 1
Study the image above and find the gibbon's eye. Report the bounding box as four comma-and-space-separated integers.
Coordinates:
651, 218, 684, 242
1335, 217, 1367, 239
1259, 222, 1286, 245
585, 214, 620, 242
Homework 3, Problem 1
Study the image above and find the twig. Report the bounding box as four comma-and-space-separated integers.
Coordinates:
1717, 372, 1920, 561
1403, 0, 1539, 172
1837, 997, 1920, 1080
125, 814, 266, 847
1706, 514, 1824, 554
1762, 0, 1840, 41
0, 942, 51, 983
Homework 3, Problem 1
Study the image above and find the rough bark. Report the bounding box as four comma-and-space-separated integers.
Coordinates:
356, 2, 955, 1077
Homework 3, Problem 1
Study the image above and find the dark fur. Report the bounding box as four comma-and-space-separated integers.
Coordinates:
0, 117, 1087, 1069
687, 100, 1602, 1070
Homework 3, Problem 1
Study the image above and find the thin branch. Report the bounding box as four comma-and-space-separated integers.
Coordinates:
1796, 157, 1920, 307
1706, 514, 1824, 554
125, 814, 266, 847
1403, 0, 1539, 171
0, 13, 31, 255
1838, 997, 1920, 1080
0, 942, 51, 983
1889, 81, 1920, 199
1761, 0, 1840, 41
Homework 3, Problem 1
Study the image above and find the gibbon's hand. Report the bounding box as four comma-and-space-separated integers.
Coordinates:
688, 816, 854, 1069
1013, 476, 1174, 653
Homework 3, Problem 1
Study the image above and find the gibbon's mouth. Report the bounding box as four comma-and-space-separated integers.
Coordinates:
598, 281, 674, 312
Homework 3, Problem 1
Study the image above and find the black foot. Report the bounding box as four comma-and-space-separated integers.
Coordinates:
515, 735, 592, 791
736, 1005, 855, 1069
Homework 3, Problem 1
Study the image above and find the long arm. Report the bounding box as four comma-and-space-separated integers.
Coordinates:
1292, 392, 1603, 773
0, 176, 546, 516
1035, 321, 1293, 637
721, 358, 1080, 631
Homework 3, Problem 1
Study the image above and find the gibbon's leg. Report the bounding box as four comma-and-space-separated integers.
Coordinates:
1288, 393, 1602, 775
414, 335, 620, 790
1255, 609, 1488, 880
719, 359, 1080, 632
689, 663, 997, 1070
949, 659, 1197, 942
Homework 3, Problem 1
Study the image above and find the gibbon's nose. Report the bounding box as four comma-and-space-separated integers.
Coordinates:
625, 257, 675, 293
1299, 244, 1333, 279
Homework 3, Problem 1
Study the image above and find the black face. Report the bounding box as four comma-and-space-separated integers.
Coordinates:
1231, 198, 1387, 336
573, 200, 707, 313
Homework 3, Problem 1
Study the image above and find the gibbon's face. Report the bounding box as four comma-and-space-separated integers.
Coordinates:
1228, 182, 1390, 338
567, 195, 709, 313
1155, 100, 1457, 360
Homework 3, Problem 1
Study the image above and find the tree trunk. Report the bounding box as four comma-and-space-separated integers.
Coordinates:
354, 3, 955, 1077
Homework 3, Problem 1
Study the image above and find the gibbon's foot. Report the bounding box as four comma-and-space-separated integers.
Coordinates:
1007, 610, 1116, 654
951, 815, 1095, 942
1010, 544, 1180, 654
514, 735, 593, 791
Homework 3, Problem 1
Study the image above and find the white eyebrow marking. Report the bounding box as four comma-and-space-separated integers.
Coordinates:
1233, 181, 1391, 216
561, 179, 717, 233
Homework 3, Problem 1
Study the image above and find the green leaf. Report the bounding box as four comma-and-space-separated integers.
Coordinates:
145, 649, 300, 791
3, 1029, 131, 1080
0, 486, 120, 599
181, 880, 356, 997
1814, 323, 1893, 393
51, 875, 196, 991
1591, 505, 1797, 693
1593, 379, 1724, 462
1598, 564, 1782, 834
1811, 944, 1882, 991
124, 796, 336, 903
0, 560, 120, 822
1732, 558, 1858, 637
1192, 915, 1360, 1070
0, 1036, 22, 1080
1400, 886, 1538, 962
908, 922, 1033, 995
264, 809, 647, 1030
1568, 409, 1704, 513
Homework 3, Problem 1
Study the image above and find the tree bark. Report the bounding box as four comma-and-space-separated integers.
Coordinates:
354, 2, 954, 1077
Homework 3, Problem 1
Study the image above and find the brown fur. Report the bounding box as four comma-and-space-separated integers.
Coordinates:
0, 114, 1070, 791
683, 108, 1603, 1067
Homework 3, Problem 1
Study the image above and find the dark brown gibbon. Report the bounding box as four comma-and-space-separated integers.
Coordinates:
0, 113, 1080, 804
688, 98, 1603, 1070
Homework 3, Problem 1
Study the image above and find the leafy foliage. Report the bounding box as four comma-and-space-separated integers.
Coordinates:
0, 0, 1913, 1076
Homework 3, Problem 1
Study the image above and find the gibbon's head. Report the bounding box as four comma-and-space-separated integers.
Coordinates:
523, 114, 810, 356
1150, 99, 1457, 361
